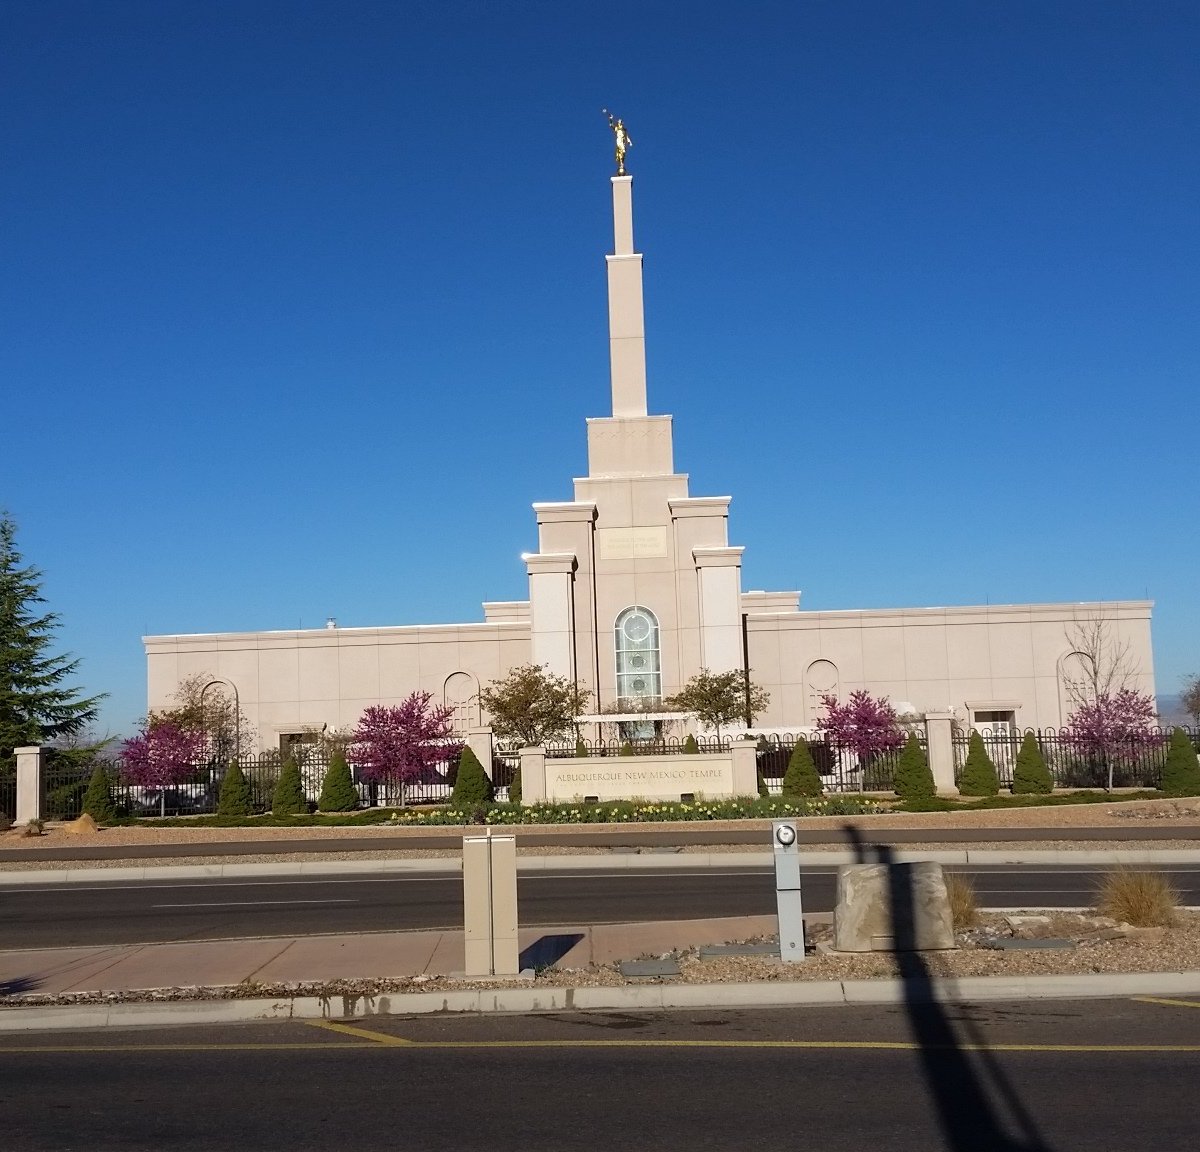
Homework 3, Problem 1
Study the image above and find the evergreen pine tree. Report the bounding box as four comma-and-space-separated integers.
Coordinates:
893, 733, 935, 801
1161, 727, 1200, 797
508, 764, 522, 804
619, 740, 635, 756
272, 757, 307, 816
575, 736, 588, 757
81, 762, 116, 823
782, 736, 824, 799
958, 731, 1000, 797
1012, 731, 1053, 794
682, 733, 699, 755
451, 746, 495, 808
218, 760, 254, 817
0, 513, 105, 766
317, 750, 358, 812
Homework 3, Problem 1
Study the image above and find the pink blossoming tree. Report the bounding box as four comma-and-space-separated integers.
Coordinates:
1064, 688, 1163, 792
816, 691, 905, 776
119, 721, 206, 816
350, 693, 461, 806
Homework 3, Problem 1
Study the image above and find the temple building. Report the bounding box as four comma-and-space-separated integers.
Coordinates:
144, 167, 1155, 750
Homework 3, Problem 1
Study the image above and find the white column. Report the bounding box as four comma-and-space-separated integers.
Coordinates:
467, 727, 494, 780
607, 175, 647, 418
924, 711, 959, 796
15, 745, 45, 825
518, 744, 547, 805
693, 546, 745, 672
525, 552, 577, 679
730, 736, 759, 797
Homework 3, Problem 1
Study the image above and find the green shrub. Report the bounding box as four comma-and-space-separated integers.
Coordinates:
46, 780, 86, 819
619, 741, 635, 757
958, 731, 1000, 797
272, 757, 307, 816
1012, 731, 1053, 794
508, 764, 522, 804
218, 761, 255, 817
1162, 727, 1200, 796
683, 733, 699, 755
782, 737, 824, 799
81, 763, 116, 823
575, 737, 588, 757
451, 746, 494, 808
893, 733, 935, 801
317, 751, 358, 812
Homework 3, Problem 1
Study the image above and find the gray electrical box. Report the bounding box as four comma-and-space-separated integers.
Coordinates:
772, 820, 806, 962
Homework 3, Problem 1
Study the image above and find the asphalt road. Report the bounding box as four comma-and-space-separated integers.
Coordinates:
3, 822, 1196, 860
2, 998, 1199, 1150
4, 865, 1199, 949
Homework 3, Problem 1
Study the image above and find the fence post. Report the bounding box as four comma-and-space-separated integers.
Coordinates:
518, 744, 546, 805
923, 712, 958, 796
15, 745, 46, 825
467, 726, 494, 779
730, 735, 759, 797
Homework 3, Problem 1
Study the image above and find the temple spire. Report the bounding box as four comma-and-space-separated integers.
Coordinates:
606, 175, 648, 417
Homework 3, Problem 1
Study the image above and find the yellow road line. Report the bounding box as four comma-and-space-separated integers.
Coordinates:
1133, 996, 1200, 1010
305, 1019, 413, 1044
1, 1039, 1200, 1054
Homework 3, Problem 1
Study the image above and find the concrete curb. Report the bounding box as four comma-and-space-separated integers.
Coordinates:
2, 848, 1200, 886
3, 970, 1200, 1033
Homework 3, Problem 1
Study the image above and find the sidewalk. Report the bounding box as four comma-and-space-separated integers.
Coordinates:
0, 915, 775, 998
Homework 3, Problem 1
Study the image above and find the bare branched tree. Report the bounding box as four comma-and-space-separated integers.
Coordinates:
1061, 608, 1140, 709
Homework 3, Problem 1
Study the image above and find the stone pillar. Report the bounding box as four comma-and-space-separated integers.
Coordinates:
693, 546, 745, 673
924, 711, 958, 796
467, 727, 494, 779
15, 745, 46, 825
607, 175, 647, 418
525, 552, 577, 679
518, 744, 547, 805
730, 736, 758, 797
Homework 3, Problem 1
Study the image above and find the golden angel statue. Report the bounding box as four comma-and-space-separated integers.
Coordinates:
603, 110, 632, 175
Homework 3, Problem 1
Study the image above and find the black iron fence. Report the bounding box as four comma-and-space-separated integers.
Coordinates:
545, 736, 731, 758
40, 748, 462, 820
753, 733, 917, 793
0, 762, 16, 821
953, 726, 1198, 790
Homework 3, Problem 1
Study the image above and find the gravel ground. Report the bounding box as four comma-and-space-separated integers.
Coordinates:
4, 912, 1197, 1008
1, 795, 1198, 857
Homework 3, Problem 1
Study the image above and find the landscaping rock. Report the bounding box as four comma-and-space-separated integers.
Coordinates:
833, 861, 955, 952
63, 813, 100, 836
1005, 914, 1053, 939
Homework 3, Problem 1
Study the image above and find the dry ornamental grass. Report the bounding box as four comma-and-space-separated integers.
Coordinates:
1096, 868, 1180, 927
945, 873, 980, 930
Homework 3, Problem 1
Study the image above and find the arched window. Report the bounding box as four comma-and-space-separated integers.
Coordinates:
444, 672, 479, 735
615, 605, 661, 703
1057, 650, 1094, 726
806, 659, 840, 724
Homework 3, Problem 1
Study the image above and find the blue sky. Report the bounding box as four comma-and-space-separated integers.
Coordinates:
2, 0, 1196, 738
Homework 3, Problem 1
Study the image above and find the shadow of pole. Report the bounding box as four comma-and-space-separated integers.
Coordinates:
843, 825, 1053, 1151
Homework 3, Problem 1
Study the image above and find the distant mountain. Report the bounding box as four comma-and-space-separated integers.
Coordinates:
1157, 694, 1195, 727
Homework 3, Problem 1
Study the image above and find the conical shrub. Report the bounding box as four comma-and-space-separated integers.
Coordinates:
81, 763, 116, 823
318, 750, 358, 812
1162, 727, 1200, 796
893, 733, 935, 801
958, 731, 1000, 797
1012, 731, 1053, 794
575, 736, 588, 757
272, 757, 307, 816
218, 760, 254, 817
683, 733, 699, 755
451, 746, 494, 808
508, 764, 522, 804
782, 736, 823, 799
619, 740, 635, 757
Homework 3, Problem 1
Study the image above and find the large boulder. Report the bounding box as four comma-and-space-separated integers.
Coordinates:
833, 861, 955, 952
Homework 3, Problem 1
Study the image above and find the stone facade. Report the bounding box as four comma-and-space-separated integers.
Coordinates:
143, 172, 1155, 750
